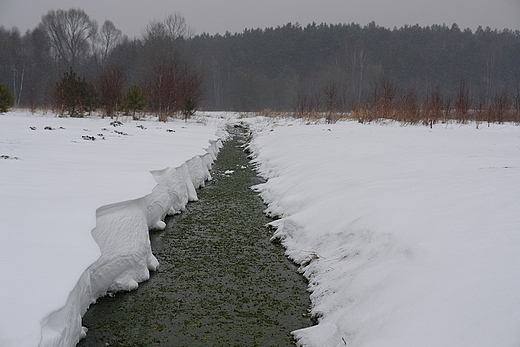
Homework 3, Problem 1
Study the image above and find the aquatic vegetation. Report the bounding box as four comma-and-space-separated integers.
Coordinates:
79, 128, 311, 346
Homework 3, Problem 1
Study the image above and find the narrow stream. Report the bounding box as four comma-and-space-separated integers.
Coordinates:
78, 126, 311, 346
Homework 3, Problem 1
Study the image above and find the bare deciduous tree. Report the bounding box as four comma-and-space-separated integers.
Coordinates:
425, 86, 444, 125
514, 71, 520, 121
294, 88, 310, 116
323, 80, 339, 112
397, 87, 420, 124
474, 85, 487, 128
347, 44, 370, 106
39, 8, 97, 67
96, 20, 123, 66
373, 76, 397, 119
164, 13, 193, 40
293, 83, 322, 118
147, 59, 180, 121
444, 95, 453, 121
455, 77, 471, 123
97, 66, 124, 118
147, 57, 202, 121
323, 80, 345, 123
143, 12, 193, 43
489, 89, 510, 123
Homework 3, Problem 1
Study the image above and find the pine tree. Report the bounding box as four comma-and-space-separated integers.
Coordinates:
123, 85, 148, 120
53, 67, 98, 117
182, 96, 196, 121
0, 84, 14, 113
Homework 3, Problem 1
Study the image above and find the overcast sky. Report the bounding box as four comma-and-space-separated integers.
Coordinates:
0, 0, 519, 38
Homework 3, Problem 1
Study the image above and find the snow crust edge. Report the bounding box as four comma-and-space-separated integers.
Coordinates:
38, 138, 224, 347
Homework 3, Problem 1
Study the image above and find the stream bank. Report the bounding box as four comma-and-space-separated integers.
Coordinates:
78, 126, 311, 346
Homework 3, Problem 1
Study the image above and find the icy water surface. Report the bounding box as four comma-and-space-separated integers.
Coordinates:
78, 127, 311, 346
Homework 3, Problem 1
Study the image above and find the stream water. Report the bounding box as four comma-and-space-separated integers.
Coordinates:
78, 127, 312, 346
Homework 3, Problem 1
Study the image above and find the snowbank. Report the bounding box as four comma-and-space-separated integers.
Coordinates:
247, 119, 520, 347
0, 111, 225, 347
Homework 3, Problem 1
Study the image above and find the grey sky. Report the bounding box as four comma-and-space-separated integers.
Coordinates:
1, 0, 519, 38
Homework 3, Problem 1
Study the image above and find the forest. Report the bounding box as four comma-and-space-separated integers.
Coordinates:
1, 8, 520, 121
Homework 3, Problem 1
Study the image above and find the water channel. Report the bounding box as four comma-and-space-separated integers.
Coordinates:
78, 126, 312, 346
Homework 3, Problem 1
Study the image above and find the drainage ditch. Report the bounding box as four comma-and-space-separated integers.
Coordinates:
78, 126, 311, 346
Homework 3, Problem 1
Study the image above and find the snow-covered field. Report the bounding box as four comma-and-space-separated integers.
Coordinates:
247, 118, 520, 346
2, 111, 519, 347
0, 110, 225, 347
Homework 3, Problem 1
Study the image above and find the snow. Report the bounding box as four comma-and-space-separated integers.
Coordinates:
2, 110, 519, 347
247, 118, 520, 347
0, 110, 225, 347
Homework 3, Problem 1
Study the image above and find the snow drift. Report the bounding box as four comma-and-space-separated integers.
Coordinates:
246, 118, 520, 347
39, 137, 223, 347
0, 111, 225, 347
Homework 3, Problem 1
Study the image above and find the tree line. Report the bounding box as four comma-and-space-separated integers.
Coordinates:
0, 9, 201, 119
191, 22, 520, 117
1, 8, 520, 122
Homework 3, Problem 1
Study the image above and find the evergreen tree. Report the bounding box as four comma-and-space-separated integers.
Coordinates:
0, 84, 14, 113
123, 85, 147, 120
53, 67, 98, 117
182, 96, 196, 121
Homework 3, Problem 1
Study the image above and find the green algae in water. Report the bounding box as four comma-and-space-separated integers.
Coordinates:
78, 128, 312, 346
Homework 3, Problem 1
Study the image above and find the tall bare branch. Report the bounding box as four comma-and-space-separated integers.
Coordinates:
39, 8, 97, 67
